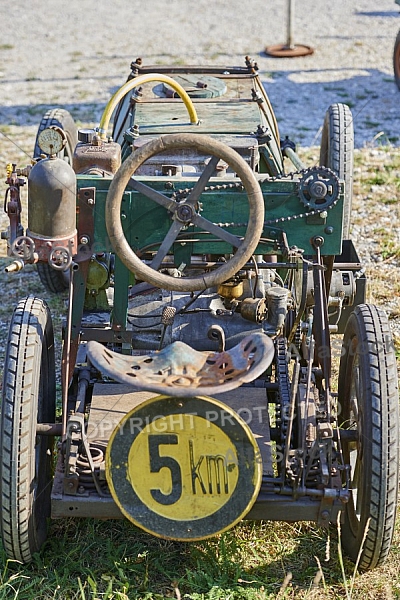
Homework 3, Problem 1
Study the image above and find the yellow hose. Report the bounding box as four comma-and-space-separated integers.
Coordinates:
98, 73, 199, 139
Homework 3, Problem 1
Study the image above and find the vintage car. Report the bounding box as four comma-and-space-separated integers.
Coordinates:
2, 56, 398, 571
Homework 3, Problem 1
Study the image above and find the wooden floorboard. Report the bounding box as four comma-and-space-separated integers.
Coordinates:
88, 383, 273, 474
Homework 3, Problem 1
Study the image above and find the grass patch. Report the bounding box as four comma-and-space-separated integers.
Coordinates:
0, 521, 372, 598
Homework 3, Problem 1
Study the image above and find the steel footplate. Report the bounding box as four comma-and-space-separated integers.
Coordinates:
87, 333, 274, 397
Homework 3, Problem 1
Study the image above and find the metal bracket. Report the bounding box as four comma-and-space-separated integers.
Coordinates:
76, 187, 96, 260
63, 412, 106, 497
318, 488, 338, 527
63, 414, 84, 495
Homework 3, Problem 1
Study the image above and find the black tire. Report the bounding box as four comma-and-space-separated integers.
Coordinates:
34, 109, 76, 293
0, 297, 56, 563
36, 262, 69, 294
319, 103, 354, 240
394, 29, 400, 90
338, 304, 399, 571
33, 107, 78, 164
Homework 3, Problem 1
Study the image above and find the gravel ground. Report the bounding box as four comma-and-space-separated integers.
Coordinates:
0, 0, 400, 147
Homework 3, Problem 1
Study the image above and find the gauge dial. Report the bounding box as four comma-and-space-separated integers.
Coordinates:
37, 127, 66, 155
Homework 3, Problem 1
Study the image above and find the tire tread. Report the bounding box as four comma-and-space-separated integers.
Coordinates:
0, 296, 55, 563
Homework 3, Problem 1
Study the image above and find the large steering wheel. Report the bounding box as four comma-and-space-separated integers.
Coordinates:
105, 133, 264, 292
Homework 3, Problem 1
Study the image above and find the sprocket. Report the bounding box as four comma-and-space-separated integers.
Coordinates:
298, 166, 339, 211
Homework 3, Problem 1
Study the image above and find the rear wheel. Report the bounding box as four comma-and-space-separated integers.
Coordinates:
394, 29, 400, 90
319, 103, 354, 239
338, 304, 399, 571
34, 109, 77, 293
0, 297, 56, 563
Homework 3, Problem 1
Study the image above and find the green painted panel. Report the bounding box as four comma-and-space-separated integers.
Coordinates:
77, 175, 343, 260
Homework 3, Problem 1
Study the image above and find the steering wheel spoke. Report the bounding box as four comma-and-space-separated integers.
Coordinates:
128, 177, 176, 211
106, 133, 264, 292
150, 219, 184, 270
191, 213, 241, 248
185, 155, 220, 206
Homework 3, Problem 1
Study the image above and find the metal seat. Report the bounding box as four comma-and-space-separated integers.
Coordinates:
87, 333, 274, 397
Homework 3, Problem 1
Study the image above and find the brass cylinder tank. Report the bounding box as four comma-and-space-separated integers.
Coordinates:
28, 156, 77, 239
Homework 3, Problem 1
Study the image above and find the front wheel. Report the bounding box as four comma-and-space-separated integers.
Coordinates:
0, 297, 56, 563
338, 304, 399, 571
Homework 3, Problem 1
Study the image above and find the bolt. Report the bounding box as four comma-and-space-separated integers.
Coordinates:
79, 235, 90, 245
321, 510, 330, 520
312, 235, 324, 247
319, 211, 328, 219
325, 226, 334, 235
310, 180, 327, 199
176, 203, 194, 223
87, 197, 95, 205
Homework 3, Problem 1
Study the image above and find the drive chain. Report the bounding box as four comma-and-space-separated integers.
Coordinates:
172, 166, 340, 229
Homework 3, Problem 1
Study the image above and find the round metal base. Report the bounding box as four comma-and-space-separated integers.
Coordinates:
265, 44, 314, 58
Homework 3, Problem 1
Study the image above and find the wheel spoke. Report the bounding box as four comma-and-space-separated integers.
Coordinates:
350, 359, 360, 421
185, 155, 220, 206
352, 454, 361, 517
191, 213, 241, 248
128, 177, 177, 211
150, 219, 184, 270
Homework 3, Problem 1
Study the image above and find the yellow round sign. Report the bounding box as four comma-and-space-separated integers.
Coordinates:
127, 414, 239, 521
106, 395, 262, 540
